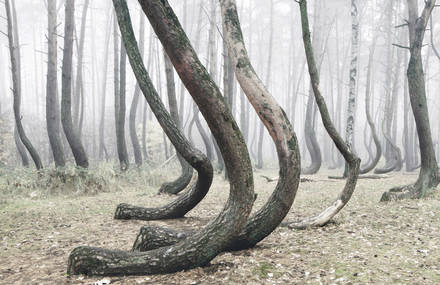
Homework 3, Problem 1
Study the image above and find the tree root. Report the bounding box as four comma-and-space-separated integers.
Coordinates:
261, 175, 314, 183
328, 174, 390, 180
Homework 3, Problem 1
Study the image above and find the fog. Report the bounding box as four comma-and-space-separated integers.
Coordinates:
0, 0, 439, 171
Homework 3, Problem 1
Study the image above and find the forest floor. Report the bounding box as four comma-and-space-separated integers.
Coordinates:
0, 167, 439, 284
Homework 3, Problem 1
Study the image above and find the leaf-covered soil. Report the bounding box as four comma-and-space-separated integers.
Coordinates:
0, 168, 439, 284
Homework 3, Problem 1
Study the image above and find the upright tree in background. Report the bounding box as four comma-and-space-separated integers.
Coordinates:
129, 12, 145, 167
73, 0, 90, 136
5, 0, 43, 170
116, 41, 130, 171
61, 0, 89, 169
46, 0, 66, 168
98, 8, 112, 161
344, 0, 359, 176
381, 0, 439, 201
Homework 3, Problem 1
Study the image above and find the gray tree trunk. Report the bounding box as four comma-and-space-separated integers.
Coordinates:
129, 12, 145, 167
381, 0, 439, 201
46, 0, 66, 168
61, 0, 89, 168
5, 0, 43, 170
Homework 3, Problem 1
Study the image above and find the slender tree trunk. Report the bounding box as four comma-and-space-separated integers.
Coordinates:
46, 0, 66, 168
98, 9, 112, 161
61, 0, 89, 168
283, 0, 360, 229
115, 39, 130, 171
302, 0, 322, 175
73, 0, 89, 136
360, 37, 382, 174
343, 0, 359, 177
5, 0, 43, 170
381, 0, 439, 201
68, 0, 254, 276
129, 12, 145, 167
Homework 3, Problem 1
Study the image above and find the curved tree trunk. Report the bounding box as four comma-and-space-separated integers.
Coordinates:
360, 38, 382, 174
61, 0, 89, 169
5, 0, 43, 170
67, 0, 255, 276
129, 12, 145, 167
133, 0, 301, 252
284, 0, 360, 229
157, 52, 193, 194
46, 0, 66, 168
381, 0, 439, 201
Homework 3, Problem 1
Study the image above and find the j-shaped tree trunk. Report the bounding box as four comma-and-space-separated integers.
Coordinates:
157, 52, 193, 194
283, 0, 360, 229
114, 19, 130, 171
381, 0, 439, 201
360, 37, 381, 174
46, 0, 65, 168
129, 12, 145, 167
67, 0, 254, 276
114, 5, 210, 221
5, 0, 43, 170
133, 0, 301, 253
61, 0, 89, 169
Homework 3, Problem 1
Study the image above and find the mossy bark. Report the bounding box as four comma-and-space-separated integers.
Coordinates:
67, 0, 254, 276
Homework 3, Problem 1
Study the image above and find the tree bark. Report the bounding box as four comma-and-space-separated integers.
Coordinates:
343, 0, 360, 177
5, 0, 43, 170
61, 0, 89, 168
381, 0, 439, 201
46, 0, 66, 168
302, 0, 322, 175
129, 12, 145, 167
67, 0, 254, 276
283, 0, 360, 229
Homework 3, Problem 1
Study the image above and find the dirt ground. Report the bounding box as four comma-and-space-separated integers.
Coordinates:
0, 168, 439, 284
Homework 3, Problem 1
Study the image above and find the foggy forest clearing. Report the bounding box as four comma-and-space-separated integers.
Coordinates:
0, 168, 439, 284
1, 0, 440, 283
